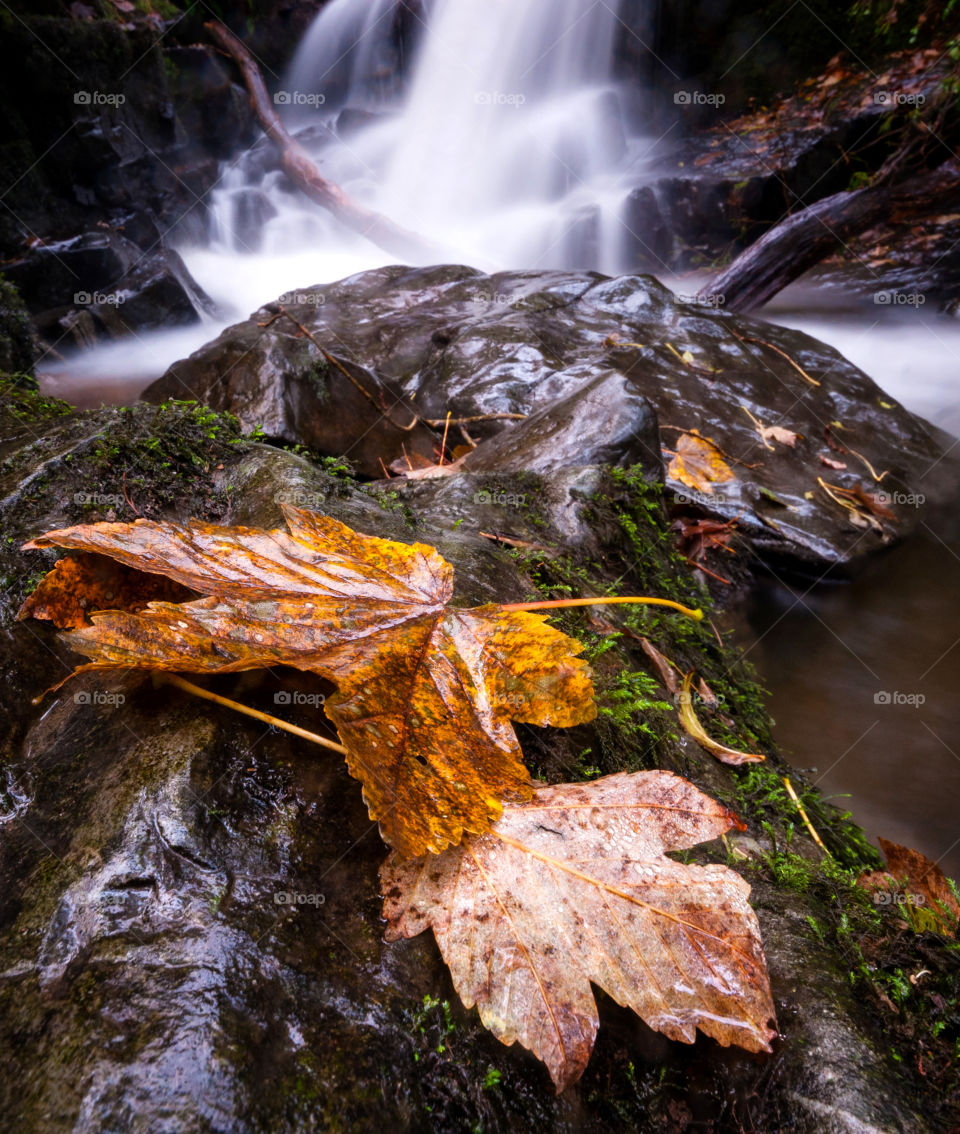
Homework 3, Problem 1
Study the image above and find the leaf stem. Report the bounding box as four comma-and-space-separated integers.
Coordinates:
499, 596, 704, 621
783, 776, 830, 857
155, 673, 348, 755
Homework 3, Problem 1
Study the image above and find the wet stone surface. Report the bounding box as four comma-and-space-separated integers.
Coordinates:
148, 264, 953, 580
0, 388, 939, 1131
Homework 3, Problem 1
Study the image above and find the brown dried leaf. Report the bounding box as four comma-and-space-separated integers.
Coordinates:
382, 771, 777, 1091
21, 507, 596, 857
878, 838, 959, 935
761, 425, 798, 448
639, 637, 681, 696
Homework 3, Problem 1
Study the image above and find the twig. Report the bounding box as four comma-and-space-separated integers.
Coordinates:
121, 471, 143, 517
479, 531, 554, 551
740, 405, 775, 451
846, 447, 890, 484
783, 776, 830, 856
423, 413, 527, 426
275, 305, 421, 432
730, 328, 820, 386
438, 411, 452, 467
155, 672, 348, 756
680, 555, 732, 585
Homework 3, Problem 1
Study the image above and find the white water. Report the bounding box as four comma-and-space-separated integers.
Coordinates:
41, 0, 649, 402
38, 0, 960, 442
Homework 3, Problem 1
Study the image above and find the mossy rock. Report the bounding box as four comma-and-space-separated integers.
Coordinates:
0, 389, 953, 1131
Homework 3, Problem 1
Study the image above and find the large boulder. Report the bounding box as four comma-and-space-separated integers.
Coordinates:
147, 264, 953, 577
0, 384, 947, 1131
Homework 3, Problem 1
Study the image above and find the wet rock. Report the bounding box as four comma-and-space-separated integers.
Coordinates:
148, 263, 952, 577
150, 313, 441, 479
226, 188, 279, 253
0, 391, 940, 1131
0, 278, 34, 378
5, 232, 214, 346
621, 185, 673, 272
636, 44, 960, 293
464, 368, 662, 478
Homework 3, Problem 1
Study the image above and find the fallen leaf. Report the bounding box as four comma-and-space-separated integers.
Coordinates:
762, 425, 798, 448
17, 552, 191, 630
678, 672, 764, 765
671, 515, 738, 562
819, 455, 847, 470
818, 479, 896, 529
382, 771, 777, 1091
741, 407, 798, 450
21, 508, 596, 857
859, 838, 960, 936
667, 432, 735, 495
697, 676, 719, 707
639, 637, 681, 696
878, 839, 960, 921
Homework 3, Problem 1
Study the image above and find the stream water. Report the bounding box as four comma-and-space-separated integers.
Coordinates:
35, 0, 960, 876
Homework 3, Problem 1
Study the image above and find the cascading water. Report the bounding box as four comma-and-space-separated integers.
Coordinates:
38, 0, 960, 441
189, 0, 644, 313
42, 0, 647, 401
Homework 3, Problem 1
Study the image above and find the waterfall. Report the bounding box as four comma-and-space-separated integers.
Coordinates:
190, 0, 645, 315
40, 0, 651, 399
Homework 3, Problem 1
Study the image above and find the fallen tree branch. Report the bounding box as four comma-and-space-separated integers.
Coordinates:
700, 159, 960, 312
206, 20, 434, 262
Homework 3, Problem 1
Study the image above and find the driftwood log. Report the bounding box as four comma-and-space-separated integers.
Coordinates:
699, 159, 960, 312
206, 20, 434, 262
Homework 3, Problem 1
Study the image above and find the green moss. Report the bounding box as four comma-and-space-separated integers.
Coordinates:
0, 397, 246, 618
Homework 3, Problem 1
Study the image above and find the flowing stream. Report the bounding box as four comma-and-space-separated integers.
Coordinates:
35, 0, 960, 875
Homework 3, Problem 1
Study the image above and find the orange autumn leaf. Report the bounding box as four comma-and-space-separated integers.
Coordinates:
382, 771, 777, 1091
17, 551, 192, 630
667, 431, 735, 494
20, 507, 596, 857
